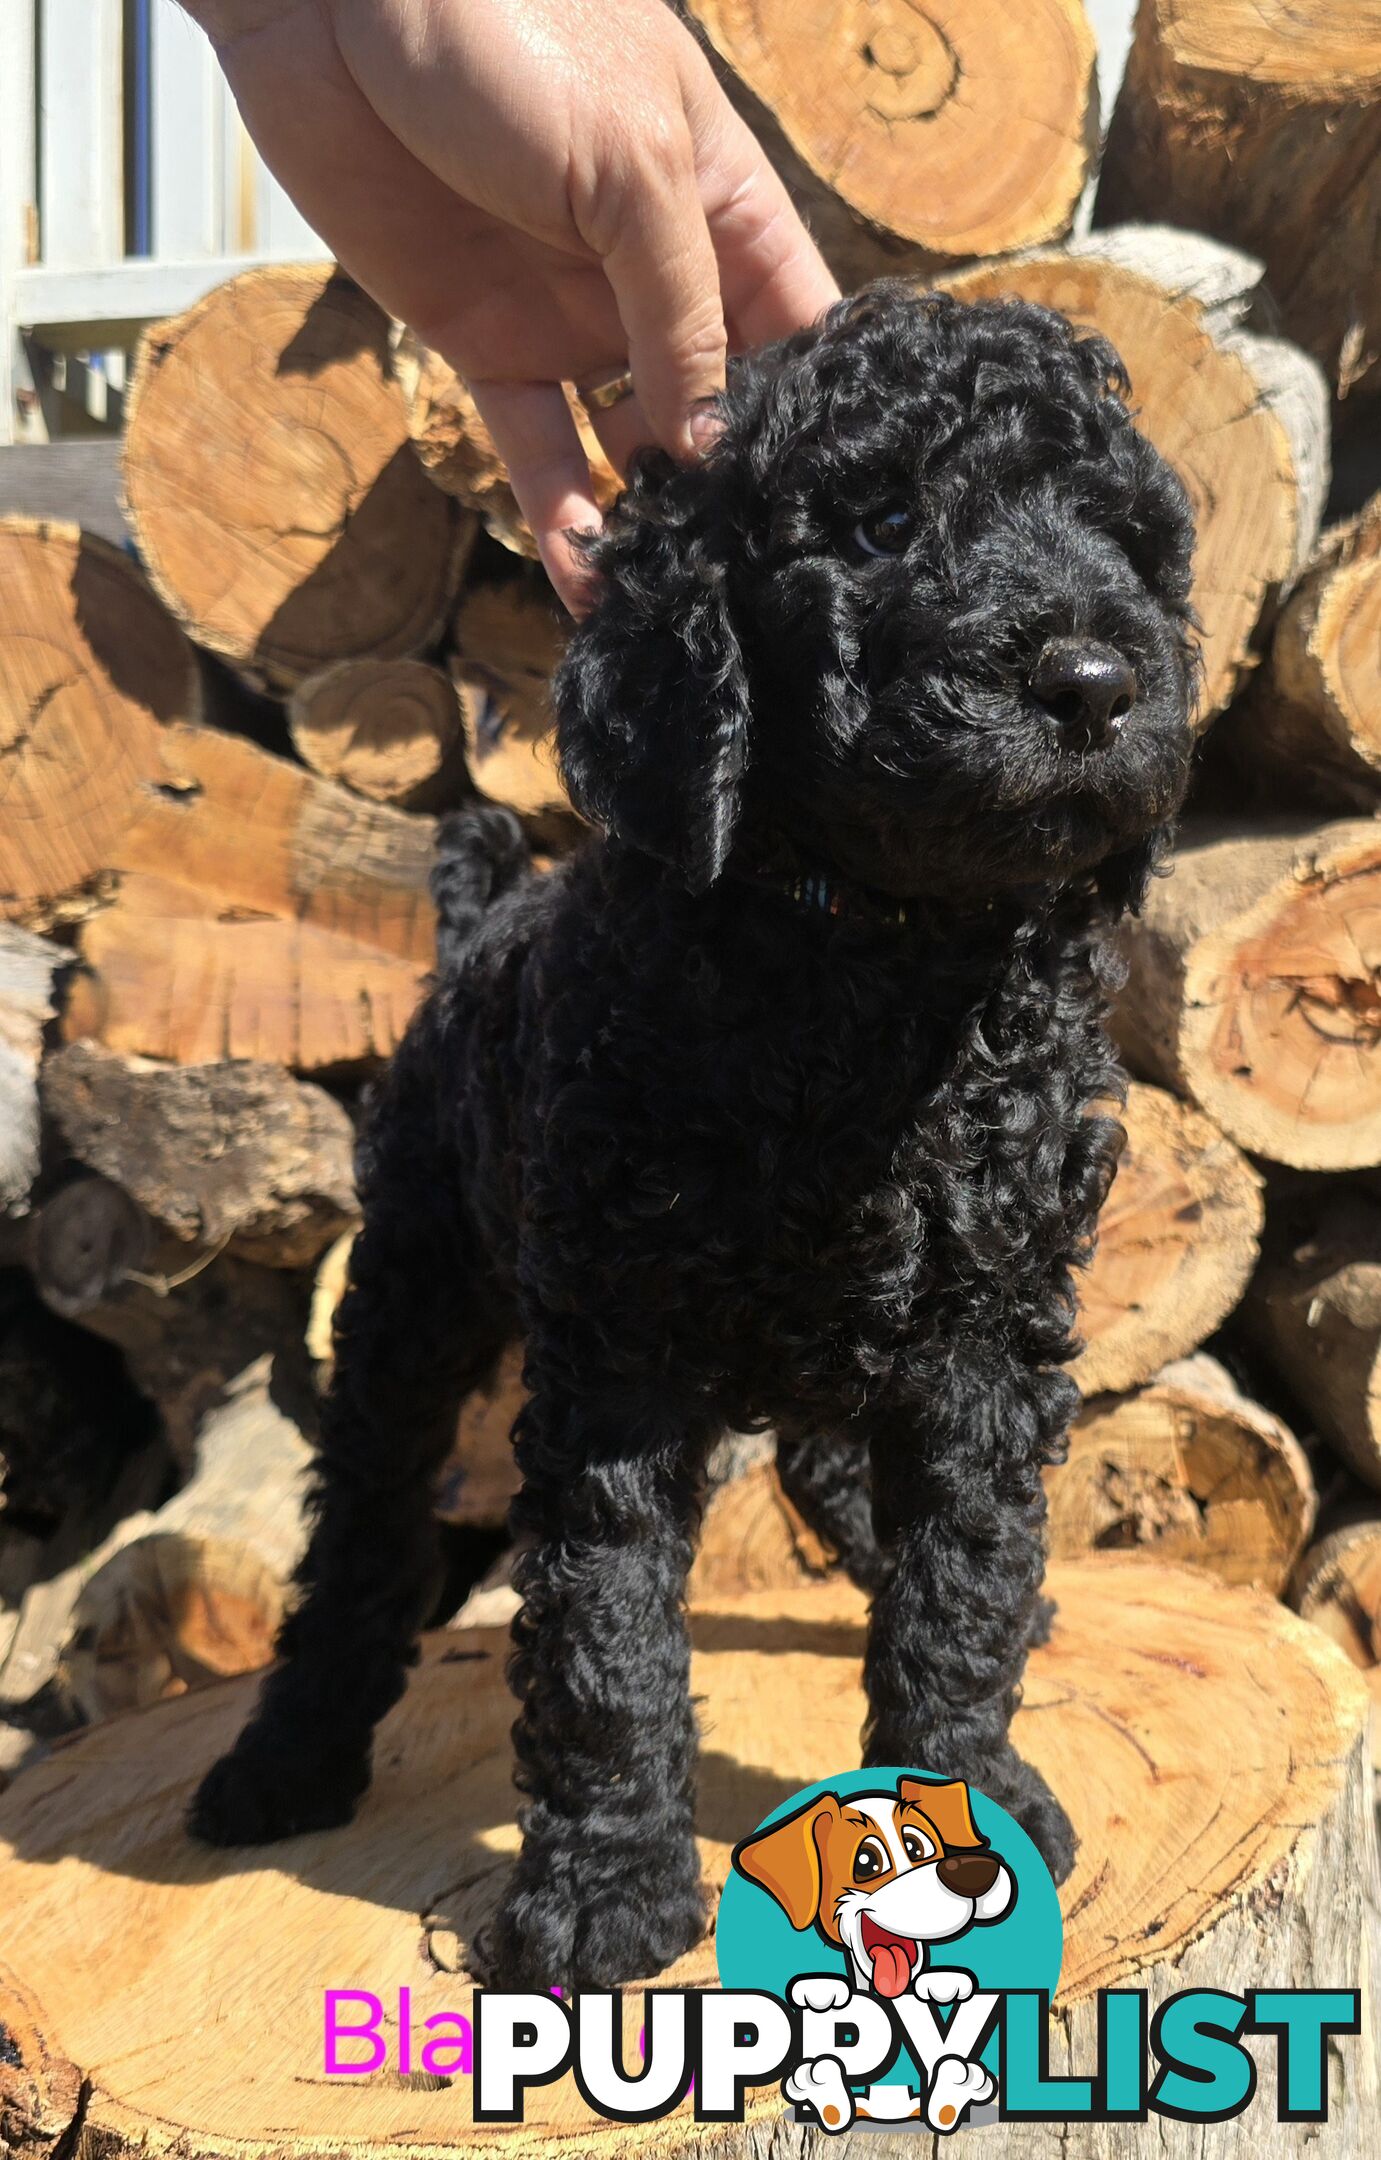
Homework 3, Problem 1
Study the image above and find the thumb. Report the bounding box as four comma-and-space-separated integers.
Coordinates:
597, 131, 728, 461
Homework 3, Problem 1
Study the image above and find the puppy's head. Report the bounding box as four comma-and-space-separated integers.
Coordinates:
557, 283, 1196, 911
733, 1777, 1014, 1997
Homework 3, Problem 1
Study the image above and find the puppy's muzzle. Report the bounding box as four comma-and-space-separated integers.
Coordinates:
935, 1852, 1001, 1898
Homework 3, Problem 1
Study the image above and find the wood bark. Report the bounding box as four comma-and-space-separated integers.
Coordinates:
1117, 817, 1381, 1170
687, 0, 1098, 289
942, 230, 1329, 721
0, 1562, 1374, 2159
59, 1355, 312, 1723
0, 519, 201, 924
123, 268, 469, 688
397, 337, 621, 556
0, 929, 65, 1216
1292, 1499, 1381, 1769
1243, 1187, 1381, 1492
288, 657, 470, 811
1098, 0, 1381, 411
62, 723, 436, 1072
1224, 495, 1381, 810
1075, 1081, 1262, 1396
40, 1042, 358, 1268
1048, 1353, 1314, 1593
27, 1175, 310, 1469
451, 577, 572, 818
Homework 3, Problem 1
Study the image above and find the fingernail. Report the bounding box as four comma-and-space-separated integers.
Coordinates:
689, 399, 724, 454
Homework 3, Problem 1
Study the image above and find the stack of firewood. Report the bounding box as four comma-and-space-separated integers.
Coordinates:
2, 0, 1380, 1787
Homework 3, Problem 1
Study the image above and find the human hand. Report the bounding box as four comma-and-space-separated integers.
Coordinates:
186, 0, 839, 609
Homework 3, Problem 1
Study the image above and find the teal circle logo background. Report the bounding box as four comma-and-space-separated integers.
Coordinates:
715, 1768, 1063, 2087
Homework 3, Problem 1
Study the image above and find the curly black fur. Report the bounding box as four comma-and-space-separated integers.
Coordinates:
189, 286, 1196, 1989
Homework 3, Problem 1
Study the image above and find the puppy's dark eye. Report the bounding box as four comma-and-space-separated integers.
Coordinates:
853, 505, 914, 558
901, 1827, 935, 1865
853, 1836, 889, 1882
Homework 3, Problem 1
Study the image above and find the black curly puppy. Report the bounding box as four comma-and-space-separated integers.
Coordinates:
191, 286, 1196, 1989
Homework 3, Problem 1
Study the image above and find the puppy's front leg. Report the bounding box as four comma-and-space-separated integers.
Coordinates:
475, 1375, 718, 1990
862, 1355, 1076, 1883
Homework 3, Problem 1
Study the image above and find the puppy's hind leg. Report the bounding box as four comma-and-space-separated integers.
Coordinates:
475, 1368, 719, 1990
775, 1425, 887, 1592
190, 1005, 511, 1847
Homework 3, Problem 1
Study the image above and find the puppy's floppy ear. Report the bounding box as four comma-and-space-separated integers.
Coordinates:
733, 1796, 841, 1929
899, 1777, 985, 1852
1095, 825, 1170, 917
555, 461, 751, 894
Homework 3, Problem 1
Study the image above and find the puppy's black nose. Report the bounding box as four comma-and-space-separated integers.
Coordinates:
1030, 638, 1137, 750
936, 1852, 1000, 1898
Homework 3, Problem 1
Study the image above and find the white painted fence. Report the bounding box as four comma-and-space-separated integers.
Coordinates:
0, 0, 325, 442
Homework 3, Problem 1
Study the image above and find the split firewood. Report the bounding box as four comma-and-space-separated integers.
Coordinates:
1076, 1082, 1262, 1397
0, 519, 201, 925
1224, 497, 1381, 811
29, 1176, 310, 1470
1, 1563, 1376, 2159
687, 0, 1098, 289
123, 268, 471, 689
1048, 1354, 1314, 1595
688, 1457, 831, 1599
40, 1042, 358, 1269
60, 1356, 313, 1723
0, 927, 65, 1216
1244, 1189, 1381, 1494
1099, 1, 1381, 410
1291, 1500, 1381, 1770
1117, 818, 1381, 1171
450, 578, 571, 817
398, 340, 620, 556
63, 723, 436, 1072
288, 658, 471, 812
943, 230, 1328, 722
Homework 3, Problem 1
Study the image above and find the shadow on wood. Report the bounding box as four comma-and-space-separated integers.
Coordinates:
0, 1560, 1374, 2158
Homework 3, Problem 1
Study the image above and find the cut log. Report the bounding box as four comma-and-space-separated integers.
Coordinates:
1098, 0, 1381, 410
1292, 1503, 1381, 1770
689, 1456, 831, 1598
29, 1176, 310, 1470
65, 724, 436, 1072
688, 0, 1097, 289
0, 519, 201, 924
1076, 1081, 1262, 1395
1048, 1354, 1314, 1593
943, 229, 1329, 720
123, 268, 469, 688
287, 658, 469, 811
0, 929, 65, 1216
0, 1561, 1374, 2159
450, 578, 572, 817
1225, 496, 1381, 811
1117, 817, 1381, 1170
398, 339, 621, 557
40, 1042, 358, 1268
60, 1355, 312, 1723
1243, 1188, 1381, 1493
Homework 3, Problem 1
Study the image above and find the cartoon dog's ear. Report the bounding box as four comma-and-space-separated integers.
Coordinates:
555, 468, 751, 895
732, 1796, 841, 1929
900, 1778, 985, 1851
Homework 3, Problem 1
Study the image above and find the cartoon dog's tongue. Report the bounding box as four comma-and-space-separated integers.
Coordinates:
860, 1916, 918, 1999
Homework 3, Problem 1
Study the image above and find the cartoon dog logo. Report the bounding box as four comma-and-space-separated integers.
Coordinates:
732, 1776, 1014, 2132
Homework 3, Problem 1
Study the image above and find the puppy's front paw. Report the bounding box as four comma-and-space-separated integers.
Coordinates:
785, 2056, 854, 2133
926, 2055, 994, 2133
912, 1967, 974, 2005
790, 1974, 853, 2014
475, 1850, 708, 1991
189, 1732, 369, 1847
979, 1756, 1076, 1885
